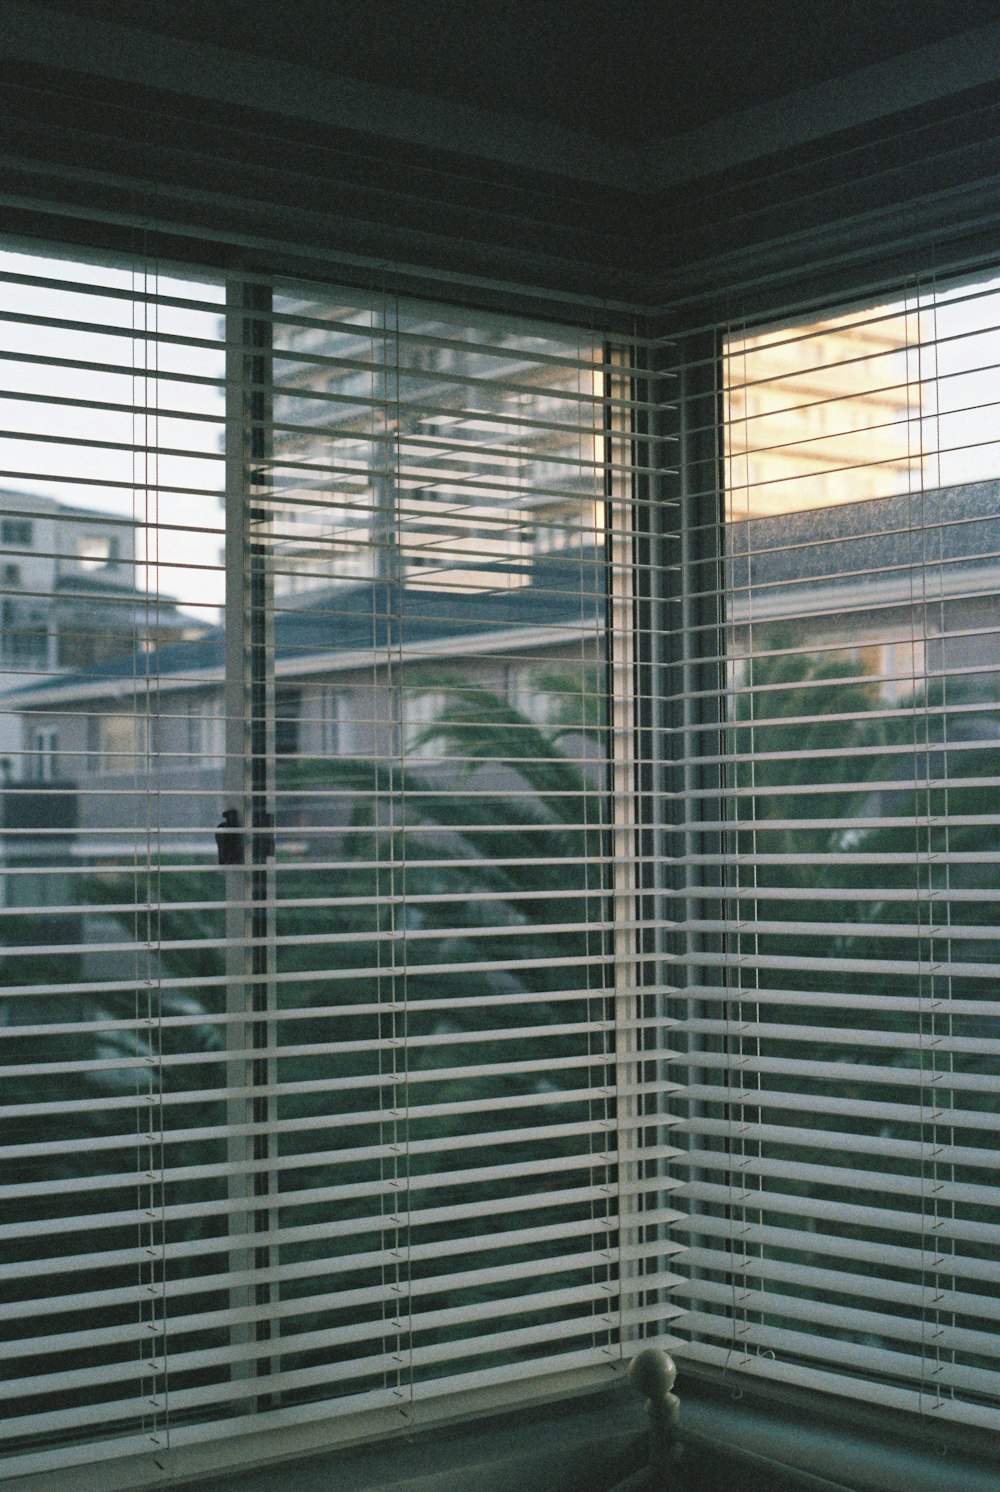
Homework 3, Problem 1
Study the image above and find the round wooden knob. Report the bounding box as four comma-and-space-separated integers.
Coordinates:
628, 1348, 677, 1402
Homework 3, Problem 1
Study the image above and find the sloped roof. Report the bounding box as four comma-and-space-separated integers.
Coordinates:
727, 479, 1000, 596
53, 570, 180, 599
4, 550, 604, 704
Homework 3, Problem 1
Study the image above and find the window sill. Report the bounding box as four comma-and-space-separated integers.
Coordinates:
168, 1384, 646, 1492
152, 1363, 1000, 1492
679, 1367, 1000, 1492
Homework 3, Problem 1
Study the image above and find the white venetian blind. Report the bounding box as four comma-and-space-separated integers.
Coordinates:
210, 279, 683, 1460
0, 254, 681, 1487
663, 268, 1000, 1433
0, 244, 229, 1484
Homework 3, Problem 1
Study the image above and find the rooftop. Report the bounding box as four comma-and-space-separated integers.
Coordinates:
10, 480, 1000, 706
4, 549, 605, 705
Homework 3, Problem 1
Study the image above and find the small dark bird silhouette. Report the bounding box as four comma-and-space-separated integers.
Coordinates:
215, 808, 244, 865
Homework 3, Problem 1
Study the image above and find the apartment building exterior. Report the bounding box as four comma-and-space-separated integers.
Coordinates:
0, 488, 205, 775
725, 305, 927, 518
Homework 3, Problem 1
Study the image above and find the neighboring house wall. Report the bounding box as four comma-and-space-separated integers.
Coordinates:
0, 488, 202, 770
10, 634, 600, 861
726, 479, 1000, 698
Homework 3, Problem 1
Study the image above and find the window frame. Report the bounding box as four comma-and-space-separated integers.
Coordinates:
6, 192, 999, 1484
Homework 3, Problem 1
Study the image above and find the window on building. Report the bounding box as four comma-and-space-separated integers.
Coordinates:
319, 686, 344, 757
27, 726, 59, 781
1, 517, 33, 547
273, 685, 301, 756
401, 686, 450, 759
85, 713, 100, 773
183, 695, 223, 765
185, 696, 203, 758
95, 712, 150, 773
77, 532, 122, 569
57, 627, 101, 669
2, 595, 48, 666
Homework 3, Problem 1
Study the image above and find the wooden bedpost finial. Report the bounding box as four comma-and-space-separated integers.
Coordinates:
628, 1348, 676, 1405
628, 1349, 680, 1469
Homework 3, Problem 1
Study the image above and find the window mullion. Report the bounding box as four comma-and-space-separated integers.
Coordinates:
224, 277, 278, 1401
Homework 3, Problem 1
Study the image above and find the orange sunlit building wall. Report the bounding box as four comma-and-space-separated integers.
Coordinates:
725, 303, 930, 520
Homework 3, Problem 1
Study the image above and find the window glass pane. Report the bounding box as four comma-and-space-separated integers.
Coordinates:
672, 275, 1000, 1428
0, 247, 226, 1467
254, 286, 624, 1411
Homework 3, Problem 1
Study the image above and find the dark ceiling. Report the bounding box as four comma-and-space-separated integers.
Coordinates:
28, 0, 1000, 142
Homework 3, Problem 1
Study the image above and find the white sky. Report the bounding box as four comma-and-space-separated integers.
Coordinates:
0, 246, 226, 623
921, 273, 1000, 489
